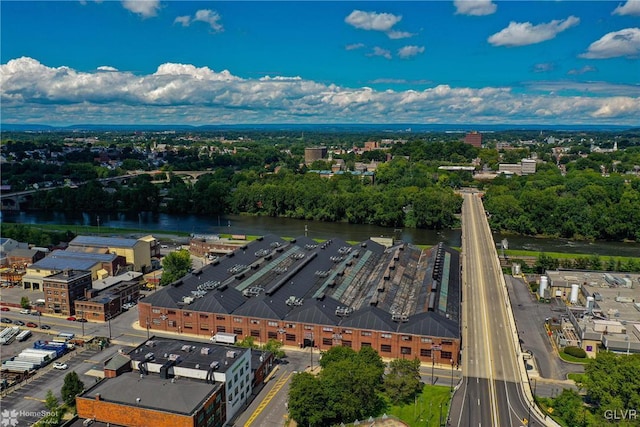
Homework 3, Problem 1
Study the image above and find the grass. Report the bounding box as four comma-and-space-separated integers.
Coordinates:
567, 373, 586, 383
13, 222, 191, 238
387, 385, 452, 427
504, 249, 638, 263
559, 350, 589, 364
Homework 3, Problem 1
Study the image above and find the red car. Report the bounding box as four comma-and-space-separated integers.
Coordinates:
0, 307, 10, 311
26, 322, 38, 328
66, 316, 76, 321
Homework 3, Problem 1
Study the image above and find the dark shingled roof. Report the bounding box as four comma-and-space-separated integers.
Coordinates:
339, 306, 398, 332
398, 311, 459, 338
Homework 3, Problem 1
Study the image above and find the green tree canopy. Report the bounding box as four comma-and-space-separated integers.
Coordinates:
61, 371, 84, 406
160, 250, 191, 285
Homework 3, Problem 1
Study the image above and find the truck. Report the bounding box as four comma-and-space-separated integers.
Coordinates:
209, 332, 237, 344
16, 330, 32, 342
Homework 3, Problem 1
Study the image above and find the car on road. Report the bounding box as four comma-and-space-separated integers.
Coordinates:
53, 362, 68, 370
76, 318, 87, 323
0, 307, 10, 311
26, 322, 38, 328
1, 318, 12, 324
14, 320, 25, 326
20, 309, 31, 315
66, 316, 76, 321
41, 325, 51, 330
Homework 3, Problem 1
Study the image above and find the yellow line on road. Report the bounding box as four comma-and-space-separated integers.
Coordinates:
24, 396, 46, 403
244, 371, 294, 427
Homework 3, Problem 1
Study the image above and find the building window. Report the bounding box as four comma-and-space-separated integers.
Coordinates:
184, 323, 193, 329
421, 337, 432, 343
441, 351, 453, 360
286, 323, 295, 329
250, 329, 260, 338
381, 333, 392, 339
342, 340, 352, 347
442, 340, 452, 346
183, 312, 192, 317
361, 342, 371, 347
401, 335, 412, 341
168, 320, 176, 327
322, 338, 332, 346
250, 319, 260, 325
285, 334, 296, 342
152, 308, 161, 314
168, 310, 176, 315
322, 327, 333, 332
201, 324, 209, 330
343, 329, 352, 334
268, 331, 278, 339
361, 331, 372, 337
380, 344, 392, 353
401, 347, 411, 355
304, 325, 313, 330
216, 315, 226, 321
216, 326, 226, 333
200, 314, 209, 319
420, 349, 432, 357
233, 328, 243, 335
233, 317, 243, 323
268, 321, 278, 327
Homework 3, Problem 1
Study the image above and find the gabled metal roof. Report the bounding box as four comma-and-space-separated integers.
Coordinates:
339, 306, 398, 332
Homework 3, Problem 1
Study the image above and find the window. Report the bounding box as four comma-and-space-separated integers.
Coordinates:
200, 324, 209, 330
152, 308, 161, 314
233, 328, 243, 335
200, 314, 209, 319
304, 325, 313, 330
286, 323, 295, 329
322, 338, 332, 346
401, 335, 412, 341
343, 329, 352, 334
168, 310, 176, 315
322, 327, 333, 332
420, 349, 432, 357
183, 312, 192, 317
361, 342, 371, 347
285, 334, 296, 342
381, 333, 392, 339
442, 340, 452, 346
441, 351, 453, 360
268, 321, 278, 327
250, 319, 260, 325
361, 331, 372, 337
380, 344, 392, 353
216, 326, 226, 333
268, 331, 277, 339
250, 329, 260, 338
342, 340, 352, 347
401, 347, 411, 355
234, 317, 243, 323
216, 315, 226, 321
184, 323, 193, 329
421, 337, 432, 343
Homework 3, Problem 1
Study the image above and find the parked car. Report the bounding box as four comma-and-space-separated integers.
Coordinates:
14, 320, 25, 326
26, 322, 38, 328
0, 318, 12, 324
20, 309, 31, 315
66, 316, 76, 321
53, 362, 68, 370
0, 307, 10, 311
41, 325, 51, 330
76, 318, 87, 323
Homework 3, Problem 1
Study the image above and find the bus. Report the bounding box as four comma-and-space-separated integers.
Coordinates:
16, 330, 32, 342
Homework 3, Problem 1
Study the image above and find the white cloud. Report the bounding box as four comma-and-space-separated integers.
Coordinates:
121, 0, 160, 18
97, 66, 119, 72
454, 0, 497, 16
368, 47, 392, 60
345, 10, 401, 32
567, 65, 597, 75
488, 16, 580, 47
345, 10, 413, 40
612, 0, 640, 16
345, 43, 365, 51
398, 45, 425, 58
580, 28, 640, 59
532, 63, 555, 73
1, 57, 639, 125
174, 16, 191, 27
193, 9, 223, 32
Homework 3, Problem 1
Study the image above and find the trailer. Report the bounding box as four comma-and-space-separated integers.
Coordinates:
209, 332, 237, 344
0, 326, 20, 345
16, 330, 32, 342
33, 340, 68, 358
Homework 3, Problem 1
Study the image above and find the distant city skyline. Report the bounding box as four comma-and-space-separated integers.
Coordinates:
1, 1, 639, 126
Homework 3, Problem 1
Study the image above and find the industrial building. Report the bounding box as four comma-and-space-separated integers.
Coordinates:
139, 235, 461, 365
304, 146, 327, 164
74, 271, 143, 322
543, 270, 640, 357
75, 337, 274, 427
463, 131, 482, 147
68, 235, 159, 273
42, 269, 92, 316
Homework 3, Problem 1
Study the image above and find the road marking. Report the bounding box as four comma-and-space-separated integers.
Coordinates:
244, 371, 293, 427
478, 398, 480, 406
24, 396, 46, 403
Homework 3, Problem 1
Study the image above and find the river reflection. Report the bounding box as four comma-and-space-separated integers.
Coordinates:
3, 210, 639, 257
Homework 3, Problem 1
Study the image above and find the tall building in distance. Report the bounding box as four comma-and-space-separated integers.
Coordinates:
464, 131, 482, 148
304, 146, 327, 165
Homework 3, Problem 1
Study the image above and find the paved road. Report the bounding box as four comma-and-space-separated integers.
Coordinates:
451, 192, 546, 427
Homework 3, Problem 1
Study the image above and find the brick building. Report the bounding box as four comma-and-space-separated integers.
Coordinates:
74, 272, 142, 322
304, 146, 327, 164
140, 236, 461, 365
464, 131, 482, 147
42, 269, 92, 316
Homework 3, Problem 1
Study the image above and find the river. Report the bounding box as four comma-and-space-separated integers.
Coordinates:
2, 211, 639, 258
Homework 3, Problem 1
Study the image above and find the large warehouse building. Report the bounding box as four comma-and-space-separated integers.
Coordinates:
139, 235, 461, 364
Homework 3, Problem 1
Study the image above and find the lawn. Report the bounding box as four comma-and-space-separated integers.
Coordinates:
559, 350, 589, 364
387, 385, 452, 427
567, 373, 586, 383
504, 249, 638, 264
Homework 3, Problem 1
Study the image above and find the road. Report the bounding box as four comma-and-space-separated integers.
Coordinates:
450, 192, 547, 427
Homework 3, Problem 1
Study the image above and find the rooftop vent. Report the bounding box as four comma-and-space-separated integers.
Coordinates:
335, 306, 353, 317
392, 312, 409, 322
285, 296, 304, 306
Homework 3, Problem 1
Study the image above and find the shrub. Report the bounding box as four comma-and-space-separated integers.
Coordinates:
564, 346, 587, 359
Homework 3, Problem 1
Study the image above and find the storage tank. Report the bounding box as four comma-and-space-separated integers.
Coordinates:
570, 284, 580, 304
586, 296, 595, 313
539, 276, 548, 299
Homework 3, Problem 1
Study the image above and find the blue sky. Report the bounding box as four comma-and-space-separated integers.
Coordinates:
1, 1, 639, 126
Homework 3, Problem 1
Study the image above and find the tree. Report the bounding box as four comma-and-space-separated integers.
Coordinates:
262, 338, 285, 360
61, 371, 84, 406
20, 296, 31, 309
384, 358, 422, 405
37, 390, 62, 426
160, 250, 192, 285
288, 373, 332, 427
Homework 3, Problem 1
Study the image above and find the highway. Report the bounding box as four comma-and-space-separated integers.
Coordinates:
450, 192, 547, 427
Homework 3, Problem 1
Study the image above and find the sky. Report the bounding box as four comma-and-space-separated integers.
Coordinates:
1, 0, 639, 126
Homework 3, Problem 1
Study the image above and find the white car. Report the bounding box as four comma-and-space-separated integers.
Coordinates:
20, 309, 31, 315
53, 362, 68, 370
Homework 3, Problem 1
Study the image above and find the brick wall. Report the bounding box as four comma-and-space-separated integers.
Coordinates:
77, 397, 193, 427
